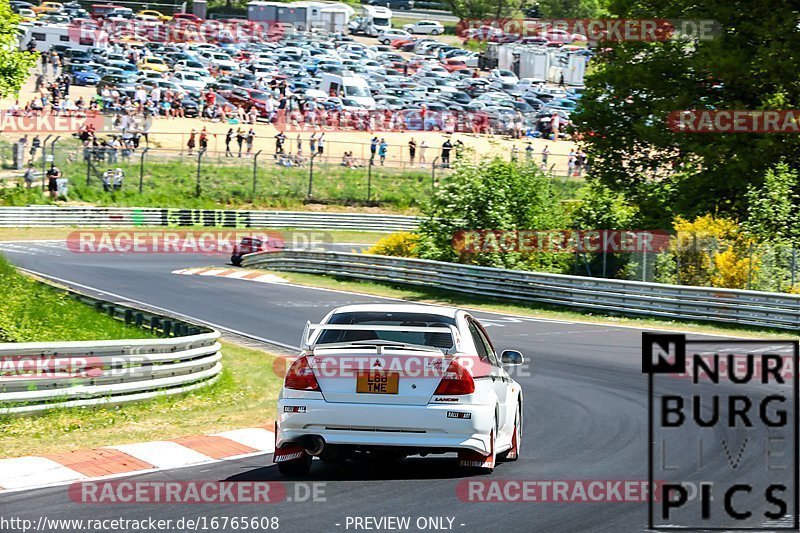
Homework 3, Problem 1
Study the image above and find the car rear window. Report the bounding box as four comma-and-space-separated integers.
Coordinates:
318, 312, 456, 348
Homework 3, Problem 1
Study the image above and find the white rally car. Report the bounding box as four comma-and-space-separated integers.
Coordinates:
274, 304, 525, 475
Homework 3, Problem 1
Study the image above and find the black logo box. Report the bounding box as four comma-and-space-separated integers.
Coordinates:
643, 333, 800, 531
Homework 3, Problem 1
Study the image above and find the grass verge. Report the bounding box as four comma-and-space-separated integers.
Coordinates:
0, 255, 155, 342
261, 270, 795, 338
0, 340, 284, 458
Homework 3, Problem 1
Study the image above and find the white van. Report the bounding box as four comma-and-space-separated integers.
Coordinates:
319, 73, 376, 109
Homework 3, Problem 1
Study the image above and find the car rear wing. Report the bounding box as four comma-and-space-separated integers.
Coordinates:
300, 322, 463, 355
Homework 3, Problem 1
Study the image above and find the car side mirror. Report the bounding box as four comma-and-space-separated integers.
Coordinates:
501, 350, 524, 366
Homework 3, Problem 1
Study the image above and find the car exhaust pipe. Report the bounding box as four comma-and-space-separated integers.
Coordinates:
302, 436, 325, 456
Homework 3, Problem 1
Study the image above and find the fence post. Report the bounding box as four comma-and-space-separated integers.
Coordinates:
252, 149, 262, 201
40, 134, 52, 189
138, 147, 149, 194
747, 243, 754, 290
195, 147, 206, 198
307, 152, 316, 199
86, 151, 91, 185
49, 136, 60, 167
793, 245, 797, 287
367, 158, 372, 202
431, 156, 439, 195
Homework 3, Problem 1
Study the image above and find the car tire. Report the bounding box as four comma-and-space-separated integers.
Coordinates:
498, 403, 521, 462
430, 29, 440, 35
277, 452, 312, 476
231, 255, 242, 266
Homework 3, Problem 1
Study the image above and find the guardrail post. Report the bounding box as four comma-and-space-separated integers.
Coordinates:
40, 134, 52, 190
252, 149, 263, 201
195, 147, 206, 198
139, 147, 149, 194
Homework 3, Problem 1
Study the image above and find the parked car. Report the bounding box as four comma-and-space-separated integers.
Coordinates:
377, 28, 411, 45
403, 20, 445, 35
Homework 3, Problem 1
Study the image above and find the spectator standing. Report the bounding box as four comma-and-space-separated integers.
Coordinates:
30, 135, 41, 162
187, 129, 197, 155
525, 142, 534, 160
369, 136, 378, 163
225, 128, 233, 157
246, 128, 255, 156
408, 138, 416, 165
419, 139, 428, 165
378, 138, 387, 166
23, 163, 35, 189
576, 150, 587, 177
46, 165, 60, 200
441, 139, 453, 168
317, 133, 324, 158
236, 128, 245, 157
199, 128, 209, 152
541, 145, 550, 168
275, 131, 285, 155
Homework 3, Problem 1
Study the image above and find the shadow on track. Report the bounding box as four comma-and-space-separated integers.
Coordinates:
225, 456, 492, 482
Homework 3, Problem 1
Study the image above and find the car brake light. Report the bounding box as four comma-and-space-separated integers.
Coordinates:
284, 356, 320, 391
434, 360, 474, 395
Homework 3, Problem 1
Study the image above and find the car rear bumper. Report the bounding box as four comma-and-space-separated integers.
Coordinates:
276, 398, 494, 454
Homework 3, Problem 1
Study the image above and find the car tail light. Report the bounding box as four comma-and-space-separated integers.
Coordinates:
434, 360, 474, 395
284, 356, 320, 391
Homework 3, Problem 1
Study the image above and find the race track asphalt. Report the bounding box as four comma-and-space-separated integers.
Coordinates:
0, 241, 795, 532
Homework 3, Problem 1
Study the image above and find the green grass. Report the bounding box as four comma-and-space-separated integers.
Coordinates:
0, 256, 156, 342
0, 340, 284, 458
0, 155, 441, 212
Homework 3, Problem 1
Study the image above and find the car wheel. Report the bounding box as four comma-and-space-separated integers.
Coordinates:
430, 29, 440, 35
231, 255, 242, 266
277, 451, 312, 476
498, 404, 521, 462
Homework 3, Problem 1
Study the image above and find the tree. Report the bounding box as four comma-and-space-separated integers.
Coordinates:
0, 0, 36, 97
535, 0, 607, 18
446, 0, 525, 22
744, 162, 800, 245
572, 0, 800, 227
416, 158, 568, 269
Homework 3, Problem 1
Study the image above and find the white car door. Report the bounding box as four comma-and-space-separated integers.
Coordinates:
466, 317, 511, 436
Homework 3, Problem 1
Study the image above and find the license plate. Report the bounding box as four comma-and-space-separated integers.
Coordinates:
356, 371, 399, 394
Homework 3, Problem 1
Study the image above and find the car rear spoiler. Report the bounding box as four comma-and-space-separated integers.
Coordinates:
300, 322, 463, 355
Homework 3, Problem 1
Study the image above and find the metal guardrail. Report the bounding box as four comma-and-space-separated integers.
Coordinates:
242, 250, 800, 331
0, 206, 421, 232
0, 283, 222, 416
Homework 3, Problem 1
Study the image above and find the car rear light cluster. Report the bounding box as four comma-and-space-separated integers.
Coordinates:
434, 360, 475, 395
284, 356, 321, 391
